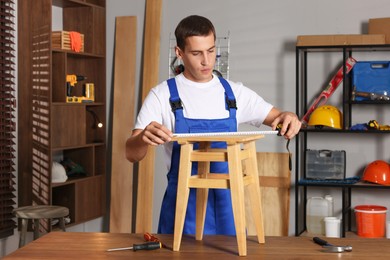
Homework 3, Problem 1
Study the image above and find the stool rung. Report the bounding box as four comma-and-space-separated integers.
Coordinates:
189, 176, 229, 189
190, 149, 251, 162
191, 151, 227, 161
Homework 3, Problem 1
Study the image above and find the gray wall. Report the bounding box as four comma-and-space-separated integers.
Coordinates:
106, 0, 390, 234
3, 0, 390, 256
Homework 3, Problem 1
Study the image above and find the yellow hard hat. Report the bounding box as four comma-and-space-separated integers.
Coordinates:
308, 105, 342, 129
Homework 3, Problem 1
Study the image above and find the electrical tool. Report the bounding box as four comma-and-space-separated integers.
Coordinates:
313, 237, 352, 253
107, 241, 162, 252
301, 57, 357, 126
66, 74, 94, 103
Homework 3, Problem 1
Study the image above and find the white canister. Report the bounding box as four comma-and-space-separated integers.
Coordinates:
306, 197, 331, 235
324, 195, 334, 217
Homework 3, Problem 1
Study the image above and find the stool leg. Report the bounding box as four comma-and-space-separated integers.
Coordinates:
59, 217, 66, 231
195, 142, 210, 240
173, 142, 193, 252
243, 141, 265, 244
195, 160, 210, 240
227, 143, 247, 256
33, 219, 40, 240
19, 218, 28, 248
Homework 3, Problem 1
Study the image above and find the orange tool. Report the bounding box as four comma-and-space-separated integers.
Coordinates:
144, 232, 166, 248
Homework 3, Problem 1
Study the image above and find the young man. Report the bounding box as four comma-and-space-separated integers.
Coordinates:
126, 15, 301, 235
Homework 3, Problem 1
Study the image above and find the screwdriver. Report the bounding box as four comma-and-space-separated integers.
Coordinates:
144, 232, 166, 247
107, 241, 162, 252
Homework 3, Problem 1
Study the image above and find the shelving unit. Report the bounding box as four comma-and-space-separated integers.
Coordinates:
295, 44, 390, 237
18, 0, 106, 232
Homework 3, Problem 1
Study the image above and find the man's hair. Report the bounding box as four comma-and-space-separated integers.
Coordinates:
175, 15, 216, 51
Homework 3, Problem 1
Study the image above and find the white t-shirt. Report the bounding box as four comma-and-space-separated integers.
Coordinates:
134, 73, 273, 170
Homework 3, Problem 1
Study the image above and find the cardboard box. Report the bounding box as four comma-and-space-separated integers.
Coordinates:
296, 34, 385, 46
369, 17, 390, 44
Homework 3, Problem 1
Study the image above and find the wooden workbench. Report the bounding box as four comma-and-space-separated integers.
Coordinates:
4, 232, 390, 259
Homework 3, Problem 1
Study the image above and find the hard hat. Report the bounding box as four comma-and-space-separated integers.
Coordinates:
362, 160, 390, 186
52, 161, 68, 183
308, 105, 342, 129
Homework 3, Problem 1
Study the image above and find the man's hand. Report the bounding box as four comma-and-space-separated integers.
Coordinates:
270, 111, 301, 139
126, 122, 173, 163
140, 121, 173, 146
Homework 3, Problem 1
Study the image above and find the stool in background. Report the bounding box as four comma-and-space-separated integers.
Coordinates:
13, 205, 69, 247
172, 134, 266, 256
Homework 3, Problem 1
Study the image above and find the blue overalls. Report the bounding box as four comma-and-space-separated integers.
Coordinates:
157, 77, 238, 235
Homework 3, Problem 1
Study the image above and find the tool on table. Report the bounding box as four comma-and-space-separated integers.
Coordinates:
313, 237, 352, 253
66, 74, 94, 103
144, 232, 166, 248
301, 57, 356, 126
107, 241, 162, 252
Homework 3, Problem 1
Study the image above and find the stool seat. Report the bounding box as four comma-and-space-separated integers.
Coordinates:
172, 134, 266, 256
14, 205, 69, 219
14, 205, 69, 248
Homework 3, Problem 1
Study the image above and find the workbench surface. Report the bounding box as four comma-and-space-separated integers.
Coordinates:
4, 232, 390, 259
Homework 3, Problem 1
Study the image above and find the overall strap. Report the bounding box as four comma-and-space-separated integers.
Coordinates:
218, 77, 237, 118
167, 78, 184, 118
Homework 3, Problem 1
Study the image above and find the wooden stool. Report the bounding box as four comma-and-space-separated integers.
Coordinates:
13, 205, 69, 248
172, 134, 266, 256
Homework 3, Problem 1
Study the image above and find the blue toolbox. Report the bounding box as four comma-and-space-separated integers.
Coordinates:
352, 61, 390, 101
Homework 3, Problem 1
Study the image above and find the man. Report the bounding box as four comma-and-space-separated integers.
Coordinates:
126, 15, 301, 235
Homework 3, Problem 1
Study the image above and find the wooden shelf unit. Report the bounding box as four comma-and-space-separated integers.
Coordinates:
18, 0, 106, 231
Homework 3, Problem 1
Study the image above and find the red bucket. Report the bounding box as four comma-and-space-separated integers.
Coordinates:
355, 205, 387, 238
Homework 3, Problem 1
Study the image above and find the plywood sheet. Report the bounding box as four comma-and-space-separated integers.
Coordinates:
245, 152, 290, 236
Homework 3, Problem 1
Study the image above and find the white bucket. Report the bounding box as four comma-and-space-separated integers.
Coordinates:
324, 217, 341, 238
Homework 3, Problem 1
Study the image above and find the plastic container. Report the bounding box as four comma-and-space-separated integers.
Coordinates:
352, 61, 390, 101
324, 195, 334, 217
355, 205, 387, 238
324, 217, 341, 238
306, 197, 332, 235
305, 150, 346, 179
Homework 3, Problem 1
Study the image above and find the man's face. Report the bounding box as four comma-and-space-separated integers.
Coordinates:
176, 33, 216, 83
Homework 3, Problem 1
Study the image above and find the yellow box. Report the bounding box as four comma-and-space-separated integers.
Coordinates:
296, 34, 385, 47
52, 31, 84, 52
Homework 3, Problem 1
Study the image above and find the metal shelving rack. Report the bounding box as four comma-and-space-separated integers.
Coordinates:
295, 44, 390, 237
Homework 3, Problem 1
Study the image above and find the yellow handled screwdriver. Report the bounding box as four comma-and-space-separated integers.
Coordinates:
107, 241, 162, 252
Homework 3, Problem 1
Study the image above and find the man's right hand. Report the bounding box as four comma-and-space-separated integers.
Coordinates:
140, 121, 173, 146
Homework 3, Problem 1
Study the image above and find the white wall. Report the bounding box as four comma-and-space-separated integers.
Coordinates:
106, 0, 390, 235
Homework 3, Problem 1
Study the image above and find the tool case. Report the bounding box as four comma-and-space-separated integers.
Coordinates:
352, 61, 390, 101
305, 149, 346, 179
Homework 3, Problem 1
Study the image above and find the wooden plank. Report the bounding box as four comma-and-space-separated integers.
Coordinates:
109, 16, 137, 233
245, 152, 290, 236
135, 0, 162, 233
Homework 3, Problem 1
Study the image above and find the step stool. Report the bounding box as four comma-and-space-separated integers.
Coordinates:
13, 205, 69, 248
172, 134, 266, 256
